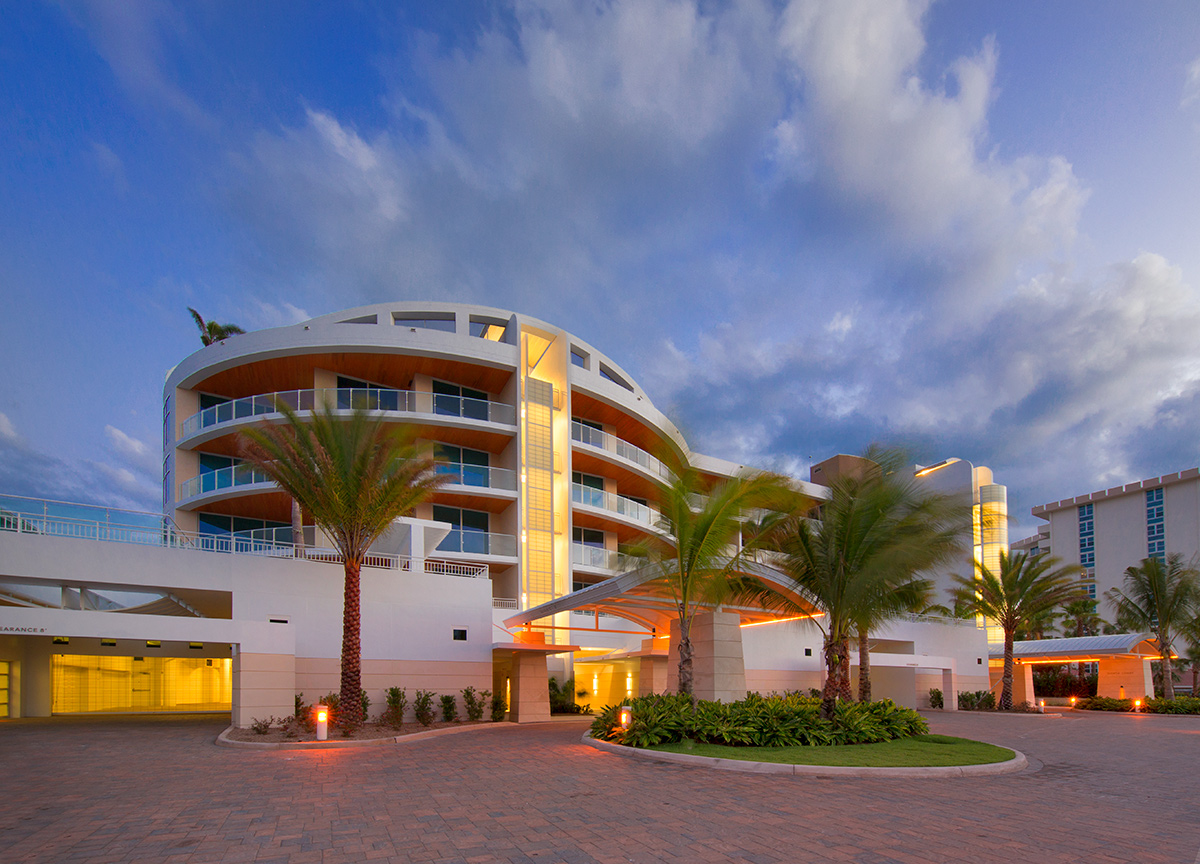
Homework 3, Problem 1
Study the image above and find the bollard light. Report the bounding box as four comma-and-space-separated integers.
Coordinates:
618, 705, 632, 730
1134, 699, 1142, 712
316, 705, 329, 741
1069, 696, 1077, 707
1038, 699, 1045, 714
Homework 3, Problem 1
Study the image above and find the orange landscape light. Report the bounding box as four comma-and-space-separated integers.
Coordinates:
1134, 699, 1142, 711
316, 705, 329, 740
618, 706, 632, 730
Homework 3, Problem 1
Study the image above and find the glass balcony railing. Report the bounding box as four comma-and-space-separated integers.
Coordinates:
434, 462, 517, 491
570, 542, 633, 572
571, 483, 659, 527
435, 529, 517, 557
570, 421, 673, 481
179, 464, 274, 501
180, 387, 517, 439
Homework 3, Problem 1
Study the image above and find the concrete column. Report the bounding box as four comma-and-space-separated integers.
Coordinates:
638, 656, 667, 696
941, 668, 957, 711
21, 637, 52, 718
231, 650, 295, 728
1098, 657, 1155, 700
509, 651, 551, 723
671, 611, 746, 703
1012, 662, 1037, 706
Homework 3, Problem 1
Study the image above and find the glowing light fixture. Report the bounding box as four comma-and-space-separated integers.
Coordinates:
316, 706, 329, 741
618, 706, 632, 729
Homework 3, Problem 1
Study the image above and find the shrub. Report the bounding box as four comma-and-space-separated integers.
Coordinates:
462, 687, 488, 721
490, 693, 507, 722
928, 688, 943, 709
381, 687, 408, 728
589, 692, 927, 749
957, 690, 996, 711
250, 717, 273, 735
1077, 696, 1136, 711
440, 693, 459, 722
548, 677, 589, 714
360, 689, 371, 722
1032, 665, 1097, 698
1146, 696, 1200, 714
413, 690, 436, 726
294, 694, 315, 732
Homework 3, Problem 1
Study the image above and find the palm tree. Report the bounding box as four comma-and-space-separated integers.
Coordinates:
1105, 555, 1200, 700
640, 455, 796, 697
762, 447, 967, 717
951, 551, 1087, 710
240, 404, 444, 728
189, 307, 246, 345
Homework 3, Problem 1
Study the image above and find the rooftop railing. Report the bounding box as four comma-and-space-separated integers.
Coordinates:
179, 387, 517, 440
571, 542, 632, 572
0, 494, 489, 577
435, 529, 517, 558
570, 421, 673, 482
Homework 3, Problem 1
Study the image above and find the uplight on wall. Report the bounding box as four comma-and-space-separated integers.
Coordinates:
625, 672, 633, 698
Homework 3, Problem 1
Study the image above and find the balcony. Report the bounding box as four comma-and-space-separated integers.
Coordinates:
179, 387, 517, 442
571, 483, 659, 529
434, 462, 517, 492
571, 542, 632, 573
571, 421, 673, 482
179, 464, 274, 502
435, 529, 517, 558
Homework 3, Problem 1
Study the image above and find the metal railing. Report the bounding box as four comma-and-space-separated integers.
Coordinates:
571, 421, 673, 481
1, 495, 490, 578
435, 529, 518, 557
571, 483, 659, 527
180, 387, 517, 438
434, 462, 517, 491
179, 464, 274, 501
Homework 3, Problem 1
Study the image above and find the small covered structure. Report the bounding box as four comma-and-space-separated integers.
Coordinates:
990, 633, 1169, 702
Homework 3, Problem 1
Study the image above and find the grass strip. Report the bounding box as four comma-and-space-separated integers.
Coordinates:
645, 734, 1013, 767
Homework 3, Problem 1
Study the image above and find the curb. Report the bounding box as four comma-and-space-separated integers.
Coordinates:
216, 715, 592, 750
580, 733, 1028, 778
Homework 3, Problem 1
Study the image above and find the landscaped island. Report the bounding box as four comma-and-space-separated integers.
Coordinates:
590, 692, 1016, 767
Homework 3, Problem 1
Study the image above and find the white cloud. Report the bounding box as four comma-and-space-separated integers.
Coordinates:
1183, 56, 1200, 107
104, 425, 159, 477
91, 141, 129, 195
0, 412, 19, 444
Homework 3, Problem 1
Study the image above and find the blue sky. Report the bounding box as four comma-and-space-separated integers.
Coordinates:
2, 0, 1200, 539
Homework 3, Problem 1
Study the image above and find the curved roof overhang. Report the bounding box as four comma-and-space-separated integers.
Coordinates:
502, 558, 822, 634
990, 633, 1174, 662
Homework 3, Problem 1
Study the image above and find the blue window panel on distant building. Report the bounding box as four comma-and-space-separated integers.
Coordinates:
1078, 503, 1095, 581
1146, 488, 1165, 562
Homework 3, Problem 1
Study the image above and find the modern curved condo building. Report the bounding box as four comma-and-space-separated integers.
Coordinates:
0, 302, 991, 724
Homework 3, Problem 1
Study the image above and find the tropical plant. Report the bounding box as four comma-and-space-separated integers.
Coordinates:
489, 692, 507, 722
461, 687, 489, 721
188, 307, 246, 345
413, 689, 436, 726
758, 447, 966, 717
440, 693, 458, 722
951, 551, 1088, 710
1105, 554, 1200, 700
382, 687, 408, 728
240, 404, 444, 728
1059, 597, 1104, 680
638, 454, 796, 697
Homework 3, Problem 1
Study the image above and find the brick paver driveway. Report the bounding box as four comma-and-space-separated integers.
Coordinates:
2, 710, 1197, 863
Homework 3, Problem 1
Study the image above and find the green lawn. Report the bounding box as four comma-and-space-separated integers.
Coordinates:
645, 734, 1014, 767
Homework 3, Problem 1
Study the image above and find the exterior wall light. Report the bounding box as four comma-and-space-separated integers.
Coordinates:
316, 706, 329, 740
618, 706, 632, 730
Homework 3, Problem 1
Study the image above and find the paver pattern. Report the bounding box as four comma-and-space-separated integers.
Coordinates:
2, 709, 1198, 863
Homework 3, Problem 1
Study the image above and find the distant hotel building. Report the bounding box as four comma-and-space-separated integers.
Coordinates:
1014, 467, 1200, 617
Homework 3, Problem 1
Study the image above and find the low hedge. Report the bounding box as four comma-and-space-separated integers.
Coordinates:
589, 692, 928, 749
1146, 696, 1200, 714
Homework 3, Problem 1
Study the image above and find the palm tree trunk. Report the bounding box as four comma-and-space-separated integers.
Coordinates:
1000, 632, 1014, 710
838, 637, 852, 703
291, 499, 305, 557
857, 630, 871, 702
340, 558, 363, 729
1160, 651, 1175, 700
820, 635, 843, 719
676, 616, 694, 697
1192, 663, 1198, 697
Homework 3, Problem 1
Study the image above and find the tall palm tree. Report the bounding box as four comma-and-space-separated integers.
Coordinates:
189, 307, 246, 345
1060, 597, 1103, 681
1105, 555, 1200, 700
240, 405, 444, 728
640, 455, 796, 697
761, 447, 967, 717
951, 551, 1086, 709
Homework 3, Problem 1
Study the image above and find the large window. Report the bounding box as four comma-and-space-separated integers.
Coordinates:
1078, 503, 1095, 582
51, 655, 231, 713
433, 380, 489, 421
336, 375, 400, 411
434, 444, 490, 487
434, 505, 490, 554
1146, 488, 1165, 562
573, 527, 604, 547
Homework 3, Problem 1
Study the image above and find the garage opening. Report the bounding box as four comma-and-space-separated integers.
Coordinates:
51, 655, 232, 714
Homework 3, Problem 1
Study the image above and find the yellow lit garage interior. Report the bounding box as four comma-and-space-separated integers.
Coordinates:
51, 655, 232, 713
